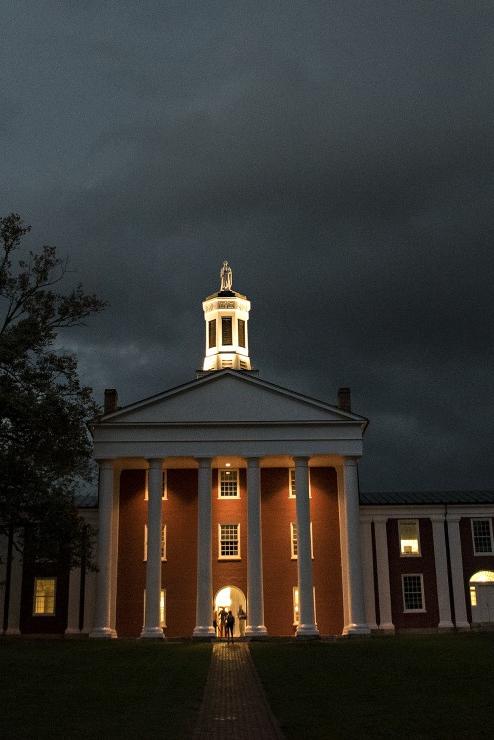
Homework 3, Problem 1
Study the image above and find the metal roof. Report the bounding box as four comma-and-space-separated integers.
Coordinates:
360, 490, 494, 506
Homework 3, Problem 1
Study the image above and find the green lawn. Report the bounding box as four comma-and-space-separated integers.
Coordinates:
251, 633, 494, 739
0, 640, 211, 739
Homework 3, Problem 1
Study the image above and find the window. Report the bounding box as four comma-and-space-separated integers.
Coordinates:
292, 586, 316, 626
143, 588, 166, 628
144, 470, 167, 500
33, 577, 56, 616
470, 585, 477, 606
402, 574, 425, 612
288, 468, 311, 498
399, 520, 420, 556
219, 523, 240, 558
208, 319, 216, 348
290, 522, 314, 559
238, 319, 246, 347
219, 468, 239, 498
144, 524, 167, 561
222, 316, 232, 345
472, 519, 494, 555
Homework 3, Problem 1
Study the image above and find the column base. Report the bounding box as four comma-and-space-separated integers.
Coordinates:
140, 627, 165, 639
192, 625, 215, 639
378, 622, 395, 633
296, 623, 320, 638
343, 623, 370, 636
245, 625, 268, 638
4, 628, 21, 636
89, 627, 117, 639
438, 621, 454, 630
455, 621, 471, 631
65, 628, 82, 637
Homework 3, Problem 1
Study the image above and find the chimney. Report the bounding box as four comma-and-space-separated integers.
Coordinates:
337, 387, 351, 413
104, 388, 118, 415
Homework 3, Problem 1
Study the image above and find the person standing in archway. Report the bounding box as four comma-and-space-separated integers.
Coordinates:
238, 605, 246, 637
226, 611, 235, 643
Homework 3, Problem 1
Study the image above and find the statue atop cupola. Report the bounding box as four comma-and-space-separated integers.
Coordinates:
201, 262, 253, 372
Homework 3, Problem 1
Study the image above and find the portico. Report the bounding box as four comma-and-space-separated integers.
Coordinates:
89, 371, 369, 639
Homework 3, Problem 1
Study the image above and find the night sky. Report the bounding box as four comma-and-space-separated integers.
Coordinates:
3, 3, 494, 492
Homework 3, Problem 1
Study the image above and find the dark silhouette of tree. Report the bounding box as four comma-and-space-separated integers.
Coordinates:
0, 213, 106, 568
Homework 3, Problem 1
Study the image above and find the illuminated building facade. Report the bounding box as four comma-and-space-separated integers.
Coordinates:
2, 264, 494, 637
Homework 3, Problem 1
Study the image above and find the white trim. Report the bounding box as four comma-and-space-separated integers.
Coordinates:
471, 518, 494, 555
218, 523, 241, 559
402, 573, 426, 613
144, 524, 167, 561
144, 469, 167, 500
218, 468, 240, 499
290, 521, 314, 559
398, 519, 421, 557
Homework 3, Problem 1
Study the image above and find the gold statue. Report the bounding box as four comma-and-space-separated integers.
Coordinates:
220, 260, 233, 291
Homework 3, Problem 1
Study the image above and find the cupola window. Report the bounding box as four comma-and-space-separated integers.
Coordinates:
222, 317, 232, 345
208, 320, 216, 348
238, 319, 246, 347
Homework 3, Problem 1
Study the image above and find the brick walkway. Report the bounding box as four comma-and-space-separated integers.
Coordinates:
193, 642, 285, 739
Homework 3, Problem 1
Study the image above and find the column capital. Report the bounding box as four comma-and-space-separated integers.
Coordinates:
96, 459, 114, 470
246, 457, 260, 468
431, 515, 447, 524
446, 515, 462, 524
293, 456, 310, 467
372, 516, 389, 524
147, 458, 164, 468
196, 457, 212, 469
343, 456, 360, 467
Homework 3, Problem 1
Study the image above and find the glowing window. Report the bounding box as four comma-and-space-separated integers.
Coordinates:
219, 469, 239, 498
399, 520, 420, 556
33, 577, 56, 616
222, 317, 232, 345
144, 524, 167, 561
290, 522, 314, 559
144, 470, 167, 500
292, 586, 316, 626
402, 574, 425, 612
208, 319, 216, 348
219, 523, 240, 558
288, 468, 311, 498
470, 586, 477, 606
238, 319, 246, 347
143, 588, 166, 628
472, 519, 493, 555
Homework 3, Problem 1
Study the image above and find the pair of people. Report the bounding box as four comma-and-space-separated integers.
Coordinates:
213, 607, 236, 641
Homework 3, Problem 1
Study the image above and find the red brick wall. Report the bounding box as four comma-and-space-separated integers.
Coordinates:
387, 518, 440, 629
459, 516, 494, 623
261, 467, 343, 636
116, 466, 343, 637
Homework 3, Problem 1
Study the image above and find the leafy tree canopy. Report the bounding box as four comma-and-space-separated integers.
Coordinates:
0, 213, 106, 565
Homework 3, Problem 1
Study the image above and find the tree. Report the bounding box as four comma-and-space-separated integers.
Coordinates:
0, 213, 106, 569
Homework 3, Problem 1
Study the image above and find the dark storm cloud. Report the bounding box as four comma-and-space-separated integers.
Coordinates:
3, 2, 494, 490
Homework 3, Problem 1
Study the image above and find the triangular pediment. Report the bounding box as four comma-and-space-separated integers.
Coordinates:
100, 371, 366, 427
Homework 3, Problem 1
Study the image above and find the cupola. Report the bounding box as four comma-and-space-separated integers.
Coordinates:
202, 261, 252, 372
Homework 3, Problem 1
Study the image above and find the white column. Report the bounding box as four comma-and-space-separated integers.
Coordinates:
374, 517, 394, 631
65, 568, 82, 635
447, 516, 470, 629
193, 458, 215, 637
4, 531, 22, 635
294, 457, 319, 637
432, 517, 454, 629
246, 458, 268, 636
90, 460, 117, 638
141, 459, 165, 638
342, 457, 369, 635
337, 467, 350, 629
360, 520, 378, 631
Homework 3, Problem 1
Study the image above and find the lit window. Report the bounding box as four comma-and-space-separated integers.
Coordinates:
219, 523, 240, 558
33, 577, 56, 616
292, 586, 316, 625
219, 469, 239, 498
238, 319, 246, 347
208, 319, 216, 348
222, 316, 232, 345
144, 470, 167, 500
288, 468, 311, 498
402, 574, 425, 612
470, 585, 477, 606
399, 520, 420, 556
144, 524, 167, 561
472, 519, 494, 555
143, 588, 166, 628
290, 522, 314, 559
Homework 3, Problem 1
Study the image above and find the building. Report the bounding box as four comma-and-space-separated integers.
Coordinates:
2, 264, 494, 637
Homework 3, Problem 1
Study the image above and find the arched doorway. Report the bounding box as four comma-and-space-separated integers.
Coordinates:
469, 571, 494, 623
214, 586, 247, 637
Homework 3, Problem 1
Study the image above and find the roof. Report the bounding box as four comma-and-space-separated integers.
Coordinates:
360, 490, 494, 505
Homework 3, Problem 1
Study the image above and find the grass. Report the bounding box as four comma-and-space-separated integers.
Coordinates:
251, 632, 494, 739
0, 639, 211, 739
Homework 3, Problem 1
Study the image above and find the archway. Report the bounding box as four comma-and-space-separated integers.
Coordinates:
469, 571, 494, 623
214, 586, 247, 637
